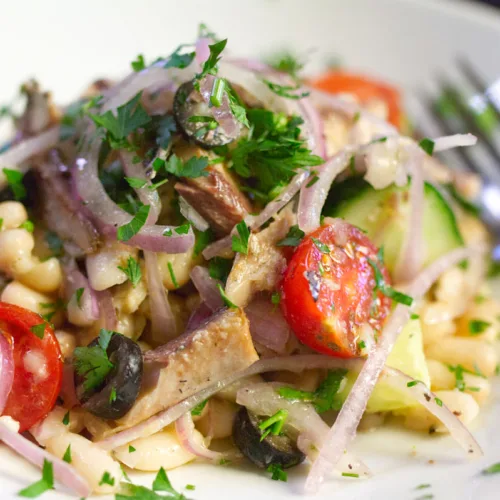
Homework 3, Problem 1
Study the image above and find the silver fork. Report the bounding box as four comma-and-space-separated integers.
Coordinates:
418, 59, 500, 253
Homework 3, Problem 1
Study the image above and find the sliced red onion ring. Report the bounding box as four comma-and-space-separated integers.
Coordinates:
189, 266, 223, 312
179, 196, 209, 232
245, 296, 290, 354
185, 303, 213, 333
94, 290, 117, 331
305, 244, 487, 493
195, 38, 211, 67
433, 134, 477, 152
298, 151, 351, 233
0, 126, 59, 185
73, 140, 194, 253
199, 75, 241, 139
98, 348, 479, 454
393, 145, 425, 284
175, 412, 238, 461
298, 96, 326, 158
0, 335, 14, 414
236, 383, 370, 477
0, 421, 91, 497
63, 260, 99, 327
144, 251, 177, 343
201, 233, 233, 261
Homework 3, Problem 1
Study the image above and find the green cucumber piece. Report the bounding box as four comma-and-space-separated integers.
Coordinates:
324, 178, 463, 273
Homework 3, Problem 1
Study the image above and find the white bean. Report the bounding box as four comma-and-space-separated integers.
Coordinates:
1, 281, 54, 315
0, 201, 28, 229
401, 390, 479, 433
114, 426, 196, 471
19, 257, 62, 293
456, 298, 500, 342
157, 247, 199, 291
55, 330, 77, 360
425, 337, 498, 377
463, 373, 491, 405
427, 359, 455, 391
0, 229, 35, 275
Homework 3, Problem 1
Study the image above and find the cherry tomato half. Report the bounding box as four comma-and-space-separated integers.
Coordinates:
280, 221, 392, 358
310, 70, 403, 129
0, 302, 62, 431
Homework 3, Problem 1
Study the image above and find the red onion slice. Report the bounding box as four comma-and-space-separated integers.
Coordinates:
94, 290, 117, 331
198, 75, 241, 139
305, 244, 486, 493
0, 335, 14, 414
195, 38, 210, 67
144, 251, 177, 343
185, 303, 213, 332
189, 266, 223, 312
0, 126, 60, 182
0, 421, 90, 497
433, 134, 477, 152
298, 151, 351, 233
73, 140, 194, 253
175, 412, 238, 461
179, 197, 209, 232
63, 260, 99, 327
298, 96, 326, 158
245, 296, 290, 354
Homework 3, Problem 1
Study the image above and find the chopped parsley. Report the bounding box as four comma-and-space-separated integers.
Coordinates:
62, 411, 70, 426
406, 380, 426, 388
419, 138, 435, 156
482, 462, 500, 475
18, 459, 54, 498
74, 287, 84, 308
448, 364, 486, 392
125, 176, 148, 189
117, 204, 150, 241
155, 154, 209, 178
410, 313, 420, 320
167, 262, 179, 289
109, 387, 117, 403
311, 237, 330, 254
358, 340, 366, 350
153, 467, 183, 496
435, 397, 443, 407
90, 92, 151, 150
99, 471, 115, 486
163, 45, 196, 70
341, 472, 360, 478
117, 256, 142, 288
267, 463, 287, 482
277, 225, 305, 247
231, 221, 250, 254
368, 251, 413, 306
73, 329, 115, 392
191, 399, 209, 417
19, 220, 34, 232
217, 283, 237, 308
197, 38, 227, 81
278, 369, 347, 413
128, 445, 136, 453
3, 168, 26, 200
468, 319, 491, 336
262, 79, 309, 100
62, 444, 72, 464
30, 323, 46, 339
131, 54, 146, 72
186, 484, 196, 491
271, 291, 281, 305
175, 223, 191, 235
416, 484, 431, 490
258, 409, 288, 441
208, 257, 232, 283
267, 51, 304, 80
210, 77, 226, 107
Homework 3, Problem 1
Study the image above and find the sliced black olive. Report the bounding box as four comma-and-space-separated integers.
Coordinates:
173, 80, 234, 148
233, 407, 305, 469
74, 334, 143, 420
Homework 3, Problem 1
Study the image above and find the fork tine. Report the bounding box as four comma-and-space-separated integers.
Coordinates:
418, 90, 482, 175
457, 58, 500, 120
437, 76, 500, 166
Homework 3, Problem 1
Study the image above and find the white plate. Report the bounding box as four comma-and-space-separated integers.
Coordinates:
2, 0, 500, 498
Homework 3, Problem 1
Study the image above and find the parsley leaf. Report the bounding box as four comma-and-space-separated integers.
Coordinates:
193, 228, 214, 256
117, 204, 150, 241
208, 257, 233, 283
267, 51, 304, 79
469, 319, 491, 335
191, 399, 209, 417
131, 54, 146, 72
129, 445, 136, 453
277, 225, 305, 247
482, 463, 500, 475
99, 471, 115, 486
90, 92, 151, 148
175, 223, 191, 235
125, 177, 148, 189
153, 467, 181, 495
117, 256, 142, 287
62, 411, 70, 425
263, 79, 310, 100
18, 459, 54, 498
198, 39, 227, 80
74, 288, 84, 309
217, 283, 237, 308
231, 221, 250, 254
278, 369, 347, 413
159, 154, 209, 178
30, 323, 46, 339
267, 464, 287, 482
164, 45, 196, 70
62, 444, 72, 464
73, 329, 115, 392
311, 237, 330, 254
19, 220, 34, 232
3, 168, 26, 200
419, 138, 435, 156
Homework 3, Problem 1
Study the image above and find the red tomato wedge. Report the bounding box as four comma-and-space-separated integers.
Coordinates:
280, 221, 392, 358
310, 70, 403, 129
0, 302, 62, 431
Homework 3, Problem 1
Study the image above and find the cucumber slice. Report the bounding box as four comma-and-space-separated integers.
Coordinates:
324, 178, 463, 273
335, 319, 430, 412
